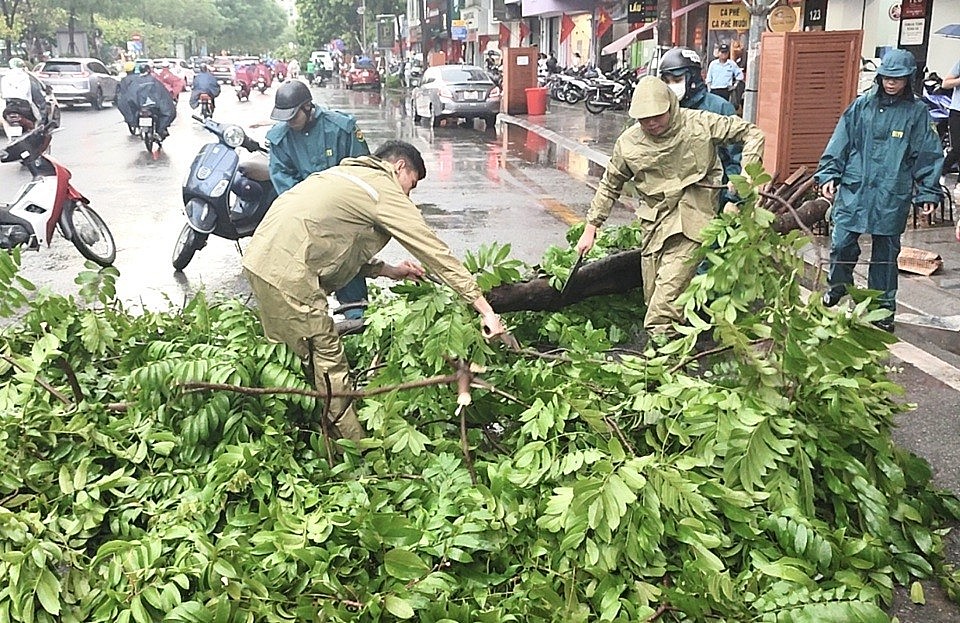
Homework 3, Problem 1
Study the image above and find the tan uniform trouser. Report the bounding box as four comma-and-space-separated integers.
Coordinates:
641, 233, 700, 333
244, 271, 366, 441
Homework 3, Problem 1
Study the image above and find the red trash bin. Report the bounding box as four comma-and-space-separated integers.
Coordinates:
525, 87, 548, 115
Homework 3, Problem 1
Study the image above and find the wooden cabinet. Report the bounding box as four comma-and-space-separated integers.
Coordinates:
756, 30, 863, 180
501, 47, 538, 115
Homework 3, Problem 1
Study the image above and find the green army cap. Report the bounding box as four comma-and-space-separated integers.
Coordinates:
629, 75, 674, 119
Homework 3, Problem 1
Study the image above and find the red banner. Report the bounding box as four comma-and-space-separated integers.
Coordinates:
560, 13, 575, 44
597, 8, 613, 39
499, 22, 511, 47
519, 21, 531, 45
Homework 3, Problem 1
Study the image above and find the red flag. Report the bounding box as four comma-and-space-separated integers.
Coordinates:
596, 8, 613, 39
519, 20, 531, 44
499, 22, 511, 47
560, 13, 575, 44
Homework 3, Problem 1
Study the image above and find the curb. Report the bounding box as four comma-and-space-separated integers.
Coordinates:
498, 113, 611, 169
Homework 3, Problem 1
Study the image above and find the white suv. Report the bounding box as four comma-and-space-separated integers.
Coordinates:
153, 58, 195, 87
311, 50, 336, 78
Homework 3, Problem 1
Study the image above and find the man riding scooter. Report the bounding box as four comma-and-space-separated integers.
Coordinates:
190, 63, 221, 113
117, 64, 177, 139
0, 58, 58, 148
156, 61, 186, 101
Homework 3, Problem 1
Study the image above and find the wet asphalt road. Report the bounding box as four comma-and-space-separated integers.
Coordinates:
0, 81, 619, 311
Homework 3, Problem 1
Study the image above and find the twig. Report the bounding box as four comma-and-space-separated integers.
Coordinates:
460, 406, 476, 485
55, 357, 84, 402
667, 338, 771, 374
603, 416, 636, 456
646, 603, 676, 622
0, 353, 71, 406
470, 378, 530, 407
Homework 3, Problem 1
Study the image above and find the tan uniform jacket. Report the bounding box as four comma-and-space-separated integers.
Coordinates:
587, 106, 765, 254
242, 156, 483, 305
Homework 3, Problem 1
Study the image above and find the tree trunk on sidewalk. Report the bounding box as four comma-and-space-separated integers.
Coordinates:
486, 198, 829, 313
741, 0, 779, 123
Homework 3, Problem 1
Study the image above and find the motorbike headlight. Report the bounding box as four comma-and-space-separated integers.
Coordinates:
210, 179, 230, 197
222, 125, 245, 148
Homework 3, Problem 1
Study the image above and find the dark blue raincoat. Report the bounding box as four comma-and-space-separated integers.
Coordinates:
815, 86, 943, 235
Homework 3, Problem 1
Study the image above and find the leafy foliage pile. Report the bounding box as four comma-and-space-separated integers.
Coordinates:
0, 171, 958, 622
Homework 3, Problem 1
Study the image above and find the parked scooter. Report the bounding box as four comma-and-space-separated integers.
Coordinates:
0, 124, 115, 265
173, 115, 277, 271
922, 72, 951, 154
584, 68, 638, 115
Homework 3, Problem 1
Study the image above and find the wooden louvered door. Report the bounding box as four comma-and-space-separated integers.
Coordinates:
756, 30, 863, 181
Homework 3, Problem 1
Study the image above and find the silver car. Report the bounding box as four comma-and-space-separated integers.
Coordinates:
411, 65, 500, 129
36, 58, 120, 109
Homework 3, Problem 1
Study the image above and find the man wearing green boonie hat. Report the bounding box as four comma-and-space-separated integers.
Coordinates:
576, 76, 765, 336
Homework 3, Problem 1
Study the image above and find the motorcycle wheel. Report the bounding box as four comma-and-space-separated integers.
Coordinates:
585, 95, 607, 115
172, 223, 207, 271
66, 201, 116, 266
562, 87, 581, 105
411, 97, 422, 122
127, 124, 137, 136
143, 127, 154, 152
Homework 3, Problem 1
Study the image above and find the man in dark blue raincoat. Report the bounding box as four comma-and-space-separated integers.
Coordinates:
267, 80, 370, 320
815, 49, 942, 332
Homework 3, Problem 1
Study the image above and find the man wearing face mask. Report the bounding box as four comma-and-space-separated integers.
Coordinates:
242, 140, 507, 441
267, 80, 371, 320
659, 47, 742, 211
576, 76, 765, 336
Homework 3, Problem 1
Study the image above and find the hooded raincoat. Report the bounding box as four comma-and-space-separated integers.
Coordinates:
814, 66, 943, 236
588, 76, 765, 330
242, 156, 484, 439
116, 73, 177, 134
266, 107, 369, 194
685, 86, 742, 181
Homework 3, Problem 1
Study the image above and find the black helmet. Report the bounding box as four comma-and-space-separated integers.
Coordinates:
659, 47, 706, 105
659, 47, 702, 77
270, 80, 313, 121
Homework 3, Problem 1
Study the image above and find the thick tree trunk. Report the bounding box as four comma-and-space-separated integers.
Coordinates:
487, 198, 829, 313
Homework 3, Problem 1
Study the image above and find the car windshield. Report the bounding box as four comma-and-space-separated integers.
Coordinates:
440, 67, 490, 83
40, 61, 82, 73
355, 60, 375, 69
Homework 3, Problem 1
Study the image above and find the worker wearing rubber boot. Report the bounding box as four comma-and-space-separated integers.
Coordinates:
242, 141, 506, 441
576, 76, 765, 336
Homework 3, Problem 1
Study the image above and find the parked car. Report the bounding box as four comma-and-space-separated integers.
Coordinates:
311, 50, 336, 80
411, 64, 500, 128
153, 57, 195, 86
344, 58, 380, 90
210, 56, 236, 85
35, 57, 119, 109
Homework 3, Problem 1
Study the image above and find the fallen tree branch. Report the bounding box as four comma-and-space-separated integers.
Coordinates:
1, 353, 71, 407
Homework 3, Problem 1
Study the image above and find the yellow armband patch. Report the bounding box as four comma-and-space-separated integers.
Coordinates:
356, 129, 365, 142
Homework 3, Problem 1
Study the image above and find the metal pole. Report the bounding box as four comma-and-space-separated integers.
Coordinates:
362, 0, 367, 54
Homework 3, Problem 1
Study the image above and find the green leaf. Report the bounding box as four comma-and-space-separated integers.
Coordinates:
36, 568, 60, 616
383, 549, 430, 581
910, 581, 925, 604
384, 595, 415, 619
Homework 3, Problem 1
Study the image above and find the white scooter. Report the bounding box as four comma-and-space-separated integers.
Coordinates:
0, 124, 116, 266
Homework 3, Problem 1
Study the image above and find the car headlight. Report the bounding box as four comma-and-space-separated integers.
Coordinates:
222, 125, 245, 148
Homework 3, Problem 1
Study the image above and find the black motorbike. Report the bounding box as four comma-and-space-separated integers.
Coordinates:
173, 115, 277, 271
137, 105, 164, 153
584, 68, 638, 115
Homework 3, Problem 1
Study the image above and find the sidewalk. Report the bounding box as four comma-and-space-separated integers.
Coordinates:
499, 101, 960, 327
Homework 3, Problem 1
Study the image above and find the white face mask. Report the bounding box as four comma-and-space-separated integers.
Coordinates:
667, 81, 686, 100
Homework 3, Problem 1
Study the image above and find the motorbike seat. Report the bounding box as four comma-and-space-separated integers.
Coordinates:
238, 158, 270, 182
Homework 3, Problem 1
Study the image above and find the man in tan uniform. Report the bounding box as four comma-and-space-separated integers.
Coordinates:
242, 141, 506, 440
576, 76, 765, 334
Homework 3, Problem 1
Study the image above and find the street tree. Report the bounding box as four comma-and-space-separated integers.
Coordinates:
0, 0, 27, 58
296, 0, 403, 55
213, 0, 286, 53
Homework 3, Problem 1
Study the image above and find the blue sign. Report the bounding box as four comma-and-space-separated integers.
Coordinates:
451, 26, 468, 40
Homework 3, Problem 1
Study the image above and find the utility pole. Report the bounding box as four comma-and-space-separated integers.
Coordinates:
656, 0, 672, 48
360, 0, 367, 54
742, 0, 779, 123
